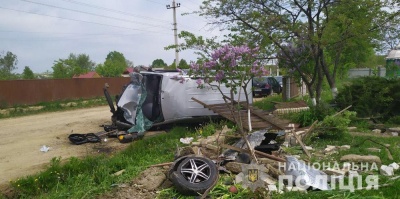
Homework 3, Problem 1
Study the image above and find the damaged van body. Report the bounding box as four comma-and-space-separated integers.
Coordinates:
104, 70, 252, 135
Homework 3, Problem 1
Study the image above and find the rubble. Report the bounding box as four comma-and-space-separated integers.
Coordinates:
324, 168, 346, 176
285, 186, 307, 192
134, 167, 167, 191
380, 165, 394, 176
388, 162, 400, 170
388, 127, 400, 132
324, 145, 337, 154
372, 129, 381, 134
366, 148, 381, 153
339, 145, 351, 150
305, 146, 313, 151
340, 154, 382, 165
225, 162, 246, 174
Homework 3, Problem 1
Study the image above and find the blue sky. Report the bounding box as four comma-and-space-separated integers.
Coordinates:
0, 0, 221, 73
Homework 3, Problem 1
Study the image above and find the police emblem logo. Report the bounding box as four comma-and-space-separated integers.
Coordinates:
248, 169, 258, 183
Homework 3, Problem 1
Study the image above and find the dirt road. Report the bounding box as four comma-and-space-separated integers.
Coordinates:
0, 106, 127, 188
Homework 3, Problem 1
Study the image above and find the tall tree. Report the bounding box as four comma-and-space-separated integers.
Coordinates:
22, 66, 35, 79
199, 0, 399, 104
151, 59, 167, 68
178, 59, 189, 69
52, 53, 95, 79
96, 51, 127, 77
0, 51, 18, 80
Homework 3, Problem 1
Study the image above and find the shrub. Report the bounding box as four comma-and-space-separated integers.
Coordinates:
290, 102, 336, 127
335, 76, 400, 121
314, 111, 356, 139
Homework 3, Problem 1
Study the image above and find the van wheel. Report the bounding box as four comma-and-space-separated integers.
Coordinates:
169, 156, 218, 195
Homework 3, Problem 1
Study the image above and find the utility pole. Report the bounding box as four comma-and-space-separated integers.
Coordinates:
166, 0, 180, 68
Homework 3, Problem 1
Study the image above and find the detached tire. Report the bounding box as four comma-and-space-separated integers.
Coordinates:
169, 156, 218, 195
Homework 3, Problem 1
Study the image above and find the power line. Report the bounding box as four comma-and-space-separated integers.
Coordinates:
59, 0, 170, 23
0, 30, 157, 36
21, 0, 171, 30
0, 6, 173, 35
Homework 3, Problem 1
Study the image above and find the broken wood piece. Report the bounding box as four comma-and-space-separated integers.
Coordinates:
302, 120, 318, 141
332, 105, 352, 117
149, 162, 173, 168
293, 131, 312, 159
266, 164, 284, 179
221, 144, 286, 162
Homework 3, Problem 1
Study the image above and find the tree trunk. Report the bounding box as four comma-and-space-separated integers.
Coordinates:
320, 49, 338, 98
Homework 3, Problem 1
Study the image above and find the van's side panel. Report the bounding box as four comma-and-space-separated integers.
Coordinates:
160, 73, 253, 122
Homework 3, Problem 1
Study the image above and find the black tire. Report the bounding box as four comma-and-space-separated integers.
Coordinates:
103, 88, 116, 114
169, 156, 218, 195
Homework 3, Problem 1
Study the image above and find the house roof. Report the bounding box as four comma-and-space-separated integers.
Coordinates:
123, 67, 135, 74
73, 71, 100, 78
387, 44, 400, 60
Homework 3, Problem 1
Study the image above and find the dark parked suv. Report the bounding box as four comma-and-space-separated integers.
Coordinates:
252, 76, 282, 97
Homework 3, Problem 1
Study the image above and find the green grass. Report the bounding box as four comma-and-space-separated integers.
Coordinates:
253, 95, 285, 111
7, 120, 400, 199
9, 126, 196, 199
0, 97, 108, 119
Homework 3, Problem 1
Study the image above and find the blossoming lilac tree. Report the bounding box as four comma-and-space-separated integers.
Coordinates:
189, 44, 268, 161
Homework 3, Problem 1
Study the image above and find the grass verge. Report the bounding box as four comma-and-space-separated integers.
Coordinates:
0, 97, 108, 119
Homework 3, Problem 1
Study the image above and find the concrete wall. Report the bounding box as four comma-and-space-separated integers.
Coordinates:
348, 67, 386, 78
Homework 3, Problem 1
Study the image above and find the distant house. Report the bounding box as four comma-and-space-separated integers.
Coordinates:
122, 67, 135, 77
122, 66, 153, 77
73, 71, 101, 78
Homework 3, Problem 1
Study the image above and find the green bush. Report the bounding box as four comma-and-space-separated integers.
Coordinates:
335, 76, 400, 121
386, 115, 400, 125
313, 111, 356, 139
290, 102, 336, 127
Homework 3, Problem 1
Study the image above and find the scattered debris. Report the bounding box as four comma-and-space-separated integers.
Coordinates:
179, 137, 194, 144
372, 129, 382, 134
324, 145, 337, 154
339, 145, 351, 150
380, 165, 394, 176
389, 162, 399, 170
388, 127, 400, 132
134, 167, 167, 191
324, 168, 346, 176
285, 156, 331, 191
225, 162, 246, 174
40, 145, 50, 152
366, 148, 381, 153
340, 154, 382, 165
112, 169, 125, 176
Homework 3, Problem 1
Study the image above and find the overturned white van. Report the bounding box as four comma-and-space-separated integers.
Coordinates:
103, 70, 252, 135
